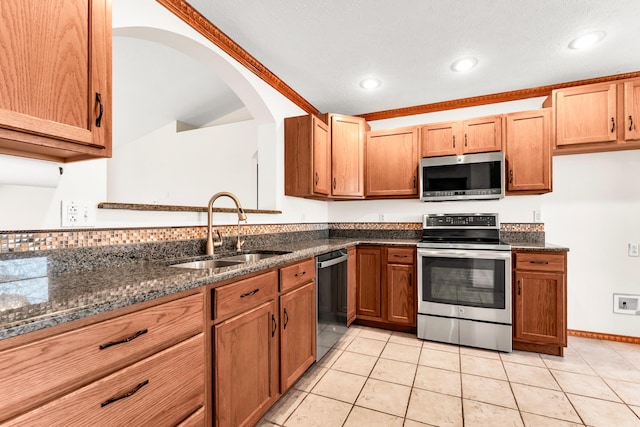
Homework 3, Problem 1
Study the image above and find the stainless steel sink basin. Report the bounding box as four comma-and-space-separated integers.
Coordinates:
221, 251, 289, 263
169, 259, 244, 269
168, 250, 291, 270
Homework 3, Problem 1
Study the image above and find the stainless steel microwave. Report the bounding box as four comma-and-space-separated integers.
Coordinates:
419, 152, 505, 202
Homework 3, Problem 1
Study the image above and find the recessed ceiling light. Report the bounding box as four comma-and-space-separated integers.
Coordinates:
359, 78, 381, 89
569, 31, 606, 49
451, 57, 478, 72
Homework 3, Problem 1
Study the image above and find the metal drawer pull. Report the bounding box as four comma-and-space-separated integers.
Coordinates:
283, 308, 289, 329
530, 261, 549, 265
393, 254, 409, 258
240, 288, 260, 298
101, 380, 149, 407
294, 271, 306, 277
99, 329, 148, 350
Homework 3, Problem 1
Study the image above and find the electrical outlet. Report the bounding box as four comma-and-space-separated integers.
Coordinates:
629, 243, 639, 257
533, 211, 543, 222
379, 213, 385, 221
61, 201, 96, 227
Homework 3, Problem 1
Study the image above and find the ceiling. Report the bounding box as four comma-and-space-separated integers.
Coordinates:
185, 0, 640, 117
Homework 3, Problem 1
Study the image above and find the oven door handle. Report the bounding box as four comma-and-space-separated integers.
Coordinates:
317, 253, 349, 269
417, 249, 511, 260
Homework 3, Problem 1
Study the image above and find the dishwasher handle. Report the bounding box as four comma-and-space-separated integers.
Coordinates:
317, 253, 349, 269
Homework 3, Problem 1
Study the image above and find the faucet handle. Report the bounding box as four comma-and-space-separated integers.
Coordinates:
213, 229, 223, 247
236, 239, 245, 252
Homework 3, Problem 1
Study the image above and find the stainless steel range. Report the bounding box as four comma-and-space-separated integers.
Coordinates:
416, 213, 512, 352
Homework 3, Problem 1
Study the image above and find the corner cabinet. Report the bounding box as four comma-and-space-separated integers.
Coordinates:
504, 109, 552, 195
284, 114, 331, 198
0, 0, 112, 162
365, 126, 419, 198
512, 250, 567, 356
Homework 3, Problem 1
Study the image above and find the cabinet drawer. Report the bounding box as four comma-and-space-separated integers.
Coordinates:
214, 271, 278, 320
0, 293, 203, 422
6, 334, 205, 427
515, 252, 565, 272
280, 258, 315, 292
177, 406, 205, 427
386, 247, 415, 265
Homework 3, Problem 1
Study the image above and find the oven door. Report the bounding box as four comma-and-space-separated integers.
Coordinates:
417, 248, 511, 324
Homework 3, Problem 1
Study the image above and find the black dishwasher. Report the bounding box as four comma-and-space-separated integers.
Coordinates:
315, 249, 349, 361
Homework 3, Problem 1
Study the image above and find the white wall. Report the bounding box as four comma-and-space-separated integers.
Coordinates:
329, 99, 640, 337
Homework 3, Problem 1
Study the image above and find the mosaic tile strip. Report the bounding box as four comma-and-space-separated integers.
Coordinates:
1, 222, 542, 253
501, 223, 545, 232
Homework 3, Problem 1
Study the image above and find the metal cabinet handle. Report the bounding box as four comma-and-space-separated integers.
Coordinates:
95, 93, 104, 128
393, 254, 409, 258
464, 134, 468, 147
240, 288, 259, 298
611, 117, 616, 133
283, 308, 289, 330
333, 177, 336, 189
509, 169, 513, 184
530, 261, 549, 265
315, 172, 319, 186
101, 380, 149, 407
517, 280, 521, 296
99, 329, 148, 350
413, 175, 416, 188
630, 115, 634, 132
271, 314, 277, 337
294, 271, 306, 277
453, 135, 456, 148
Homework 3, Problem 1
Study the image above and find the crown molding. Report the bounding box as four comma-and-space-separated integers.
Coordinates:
357, 70, 640, 122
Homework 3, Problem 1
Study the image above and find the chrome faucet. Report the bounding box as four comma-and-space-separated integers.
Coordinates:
206, 192, 247, 256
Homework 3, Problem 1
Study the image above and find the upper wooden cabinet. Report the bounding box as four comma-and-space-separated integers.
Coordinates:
284, 114, 331, 198
554, 83, 617, 148
624, 79, 640, 142
420, 115, 502, 157
0, 0, 112, 162
329, 114, 368, 198
504, 109, 552, 194
550, 78, 640, 154
365, 126, 419, 198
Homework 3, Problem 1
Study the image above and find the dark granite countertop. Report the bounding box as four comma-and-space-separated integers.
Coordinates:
0, 238, 418, 341
0, 236, 568, 341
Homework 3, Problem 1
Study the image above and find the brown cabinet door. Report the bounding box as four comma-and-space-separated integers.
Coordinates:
214, 300, 279, 427
312, 116, 331, 195
356, 246, 382, 319
386, 263, 416, 326
505, 109, 551, 193
462, 115, 503, 153
0, 0, 111, 162
331, 114, 366, 197
347, 247, 357, 326
280, 282, 316, 392
365, 127, 419, 197
555, 83, 617, 147
624, 79, 640, 142
420, 121, 459, 157
514, 271, 566, 346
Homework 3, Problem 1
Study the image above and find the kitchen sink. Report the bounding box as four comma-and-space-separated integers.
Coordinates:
168, 250, 291, 270
169, 259, 244, 269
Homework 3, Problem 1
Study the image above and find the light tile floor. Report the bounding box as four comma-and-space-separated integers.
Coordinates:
259, 326, 640, 427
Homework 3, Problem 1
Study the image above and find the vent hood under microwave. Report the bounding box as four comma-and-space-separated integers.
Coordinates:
419, 152, 505, 202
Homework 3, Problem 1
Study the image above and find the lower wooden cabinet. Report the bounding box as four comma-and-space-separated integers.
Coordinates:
347, 246, 357, 326
280, 281, 316, 391
513, 251, 567, 356
0, 292, 205, 426
214, 300, 279, 427
356, 245, 416, 329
